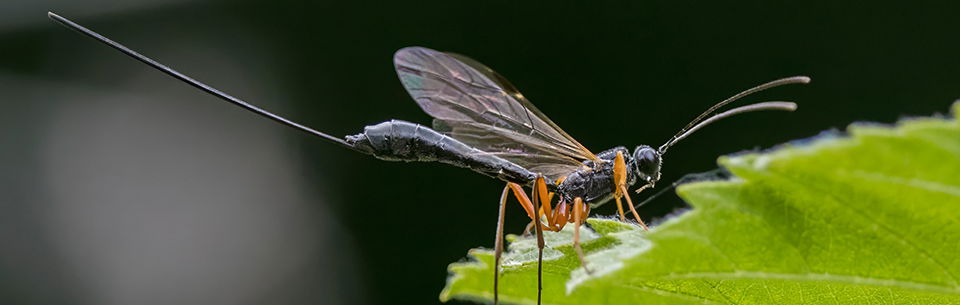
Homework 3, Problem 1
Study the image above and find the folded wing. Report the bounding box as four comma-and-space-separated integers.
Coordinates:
394, 47, 597, 181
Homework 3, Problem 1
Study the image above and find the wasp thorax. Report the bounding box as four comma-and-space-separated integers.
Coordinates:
633, 145, 661, 185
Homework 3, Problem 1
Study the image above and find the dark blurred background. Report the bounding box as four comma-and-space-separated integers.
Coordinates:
1, 1, 957, 304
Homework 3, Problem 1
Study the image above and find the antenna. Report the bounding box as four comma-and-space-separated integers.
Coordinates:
47, 12, 349, 147
658, 76, 809, 154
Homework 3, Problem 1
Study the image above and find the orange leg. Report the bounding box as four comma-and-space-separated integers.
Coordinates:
510, 181, 562, 233
572, 197, 592, 274
494, 178, 554, 305
614, 151, 649, 230
494, 177, 568, 305
535, 177, 554, 226
621, 185, 649, 230
507, 183, 537, 220
553, 201, 570, 231
613, 151, 629, 222
545, 176, 568, 231
614, 196, 627, 222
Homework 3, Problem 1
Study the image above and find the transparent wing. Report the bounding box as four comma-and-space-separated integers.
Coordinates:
394, 47, 597, 179
432, 120, 584, 180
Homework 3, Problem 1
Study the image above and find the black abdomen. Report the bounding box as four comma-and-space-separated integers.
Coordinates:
345, 120, 540, 185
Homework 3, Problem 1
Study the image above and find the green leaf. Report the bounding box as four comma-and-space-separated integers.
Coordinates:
441, 102, 960, 304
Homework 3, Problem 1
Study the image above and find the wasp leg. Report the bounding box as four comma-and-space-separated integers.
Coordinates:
507, 183, 537, 221
621, 185, 649, 230
614, 151, 649, 230
493, 185, 510, 305
553, 201, 570, 231
572, 197, 593, 274
531, 176, 548, 305
536, 177, 568, 232
522, 220, 535, 236
498, 177, 559, 305
613, 151, 629, 222
545, 176, 568, 231
508, 181, 560, 233
535, 178, 554, 224
495, 180, 552, 305
614, 196, 627, 222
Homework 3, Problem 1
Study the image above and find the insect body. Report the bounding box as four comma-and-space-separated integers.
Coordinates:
559, 145, 657, 205
49, 12, 809, 305
343, 118, 659, 205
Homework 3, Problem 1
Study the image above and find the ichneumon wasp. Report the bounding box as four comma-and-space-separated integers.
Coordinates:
49, 12, 809, 305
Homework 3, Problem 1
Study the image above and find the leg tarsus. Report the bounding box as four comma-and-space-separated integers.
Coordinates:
493, 185, 510, 305
502, 177, 565, 305
573, 197, 593, 275
621, 185, 649, 230
531, 176, 546, 305
522, 220, 535, 236
614, 196, 626, 222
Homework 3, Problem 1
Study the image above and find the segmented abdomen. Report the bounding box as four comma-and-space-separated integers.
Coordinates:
345, 120, 539, 185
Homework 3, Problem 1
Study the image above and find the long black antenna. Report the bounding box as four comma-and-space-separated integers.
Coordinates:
658, 76, 810, 154
47, 12, 349, 147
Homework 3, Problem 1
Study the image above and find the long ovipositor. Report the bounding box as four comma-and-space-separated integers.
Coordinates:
344, 120, 547, 187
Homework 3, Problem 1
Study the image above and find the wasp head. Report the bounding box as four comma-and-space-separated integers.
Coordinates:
632, 145, 661, 187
